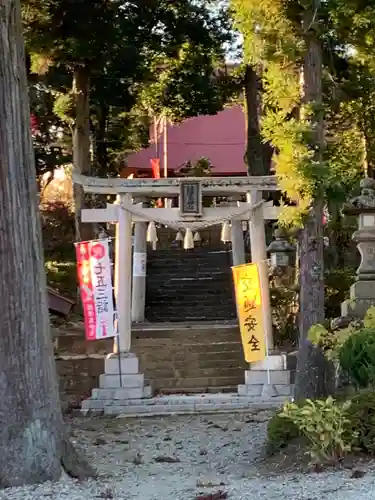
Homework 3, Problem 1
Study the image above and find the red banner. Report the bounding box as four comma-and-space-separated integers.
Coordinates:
76, 242, 97, 340
151, 158, 161, 179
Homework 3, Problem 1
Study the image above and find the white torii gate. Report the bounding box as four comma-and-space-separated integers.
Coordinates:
74, 173, 282, 355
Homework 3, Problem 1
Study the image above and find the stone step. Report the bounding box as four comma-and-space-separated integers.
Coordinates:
238, 384, 293, 397
145, 298, 234, 308
132, 337, 242, 354
134, 343, 242, 352
147, 284, 234, 294
80, 393, 286, 417
145, 314, 237, 323
132, 332, 241, 344
142, 366, 245, 380
153, 386, 238, 395
90, 386, 152, 400
147, 281, 231, 288
148, 375, 245, 390
148, 250, 231, 257
143, 358, 247, 371
132, 325, 240, 339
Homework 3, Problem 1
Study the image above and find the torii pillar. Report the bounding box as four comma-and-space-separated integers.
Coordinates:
80, 196, 152, 415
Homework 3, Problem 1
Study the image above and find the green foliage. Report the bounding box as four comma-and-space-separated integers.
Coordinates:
29, 73, 72, 181
53, 92, 75, 124
324, 267, 356, 319
339, 327, 375, 389
41, 200, 75, 261
307, 321, 356, 363
45, 260, 77, 299
25, 0, 236, 177
364, 306, 375, 328
177, 157, 213, 177
42, 200, 77, 298
269, 283, 298, 347
346, 389, 375, 454
266, 409, 300, 455
279, 397, 355, 463
231, 0, 369, 227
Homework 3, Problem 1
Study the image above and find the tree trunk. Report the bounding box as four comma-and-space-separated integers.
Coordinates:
244, 64, 267, 176
294, 2, 334, 400
94, 104, 109, 176
0, 1, 94, 487
72, 65, 92, 241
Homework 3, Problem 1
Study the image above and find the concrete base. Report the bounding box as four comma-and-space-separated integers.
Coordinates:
80, 393, 286, 417
237, 355, 293, 402
81, 352, 152, 412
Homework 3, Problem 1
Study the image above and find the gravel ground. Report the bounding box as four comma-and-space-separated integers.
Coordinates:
1, 411, 375, 500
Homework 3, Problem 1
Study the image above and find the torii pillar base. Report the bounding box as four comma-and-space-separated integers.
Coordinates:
237, 354, 293, 401
81, 352, 152, 414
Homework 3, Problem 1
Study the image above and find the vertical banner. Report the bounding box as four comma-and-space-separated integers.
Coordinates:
76, 241, 97, 340
76, 239, 116, 340
232, 263, 266, 363
151, 158, 161, 179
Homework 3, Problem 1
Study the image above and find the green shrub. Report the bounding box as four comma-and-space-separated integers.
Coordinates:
279, 397, 355, 463
269, 284, 298, 348
339, 327, 375, 388
324, 267, 356, 319
346, 390, 375, 454
266, 409, 300, 455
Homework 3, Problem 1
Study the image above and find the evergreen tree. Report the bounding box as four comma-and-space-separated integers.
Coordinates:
23, 0, 234, 238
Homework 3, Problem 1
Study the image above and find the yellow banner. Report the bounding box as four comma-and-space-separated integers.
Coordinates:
232, 263, 266, 363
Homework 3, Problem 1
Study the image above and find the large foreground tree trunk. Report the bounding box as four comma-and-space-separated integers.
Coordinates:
294, 1, 334, 400
0, 1, 94, 487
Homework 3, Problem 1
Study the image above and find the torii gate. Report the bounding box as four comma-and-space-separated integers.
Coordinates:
74, 173, 282, 356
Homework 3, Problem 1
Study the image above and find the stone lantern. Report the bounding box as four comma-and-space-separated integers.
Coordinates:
267, 228, 295, 269
341, 177, 375, 318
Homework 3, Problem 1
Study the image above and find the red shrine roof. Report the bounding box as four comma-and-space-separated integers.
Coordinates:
125, 105, 247, 176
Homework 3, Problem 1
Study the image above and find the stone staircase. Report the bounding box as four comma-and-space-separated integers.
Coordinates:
145, 247, 237, 322
132, 323, 247, 394
55, 323, 248, 399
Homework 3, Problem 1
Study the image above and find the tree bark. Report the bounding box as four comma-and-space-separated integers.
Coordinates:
0, 1, 94, 487
94, 103, 109, 176
72, 65, 92, 241
294, 2, 334, 400
244, 64, 270, 176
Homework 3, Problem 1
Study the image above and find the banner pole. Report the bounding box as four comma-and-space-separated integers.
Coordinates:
259, 259, 271, 386
115, 315, 123, 388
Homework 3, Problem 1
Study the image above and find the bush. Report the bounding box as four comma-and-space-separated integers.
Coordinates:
266, 409, 300, 455
339, 327, 375, 389
270, 284, 298, 348
346, 390, 375, 454
41, 200, 75, 261
279, 397, 355, 463
324, 267, 356, 319
45, 260, 77, 299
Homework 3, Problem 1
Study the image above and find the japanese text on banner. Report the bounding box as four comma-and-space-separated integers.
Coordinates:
89, 239, 116, 339
76, 242, 97, 340
232, 263, 266, 363
76, 239, 116, 341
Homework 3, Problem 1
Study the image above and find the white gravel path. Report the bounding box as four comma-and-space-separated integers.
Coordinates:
1, 411, 375, 500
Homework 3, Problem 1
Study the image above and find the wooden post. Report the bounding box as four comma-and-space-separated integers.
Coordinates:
132, 220, 147, 322
114, 194, 133, 352
247, 190, 274, 351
